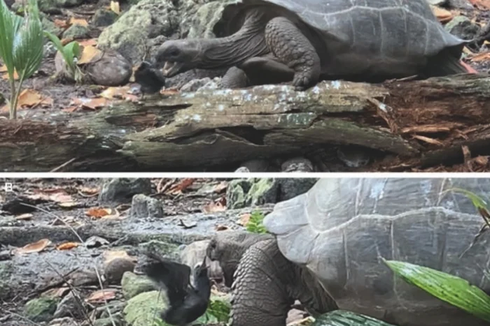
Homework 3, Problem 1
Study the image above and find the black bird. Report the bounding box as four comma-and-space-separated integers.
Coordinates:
137, 251, 211, 326
134, 61, 166, 96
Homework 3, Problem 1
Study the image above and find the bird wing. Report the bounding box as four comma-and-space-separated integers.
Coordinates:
142, 251, 192, 305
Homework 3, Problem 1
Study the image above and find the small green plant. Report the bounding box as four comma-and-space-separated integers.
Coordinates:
383, 259, 490, 322
246, 210, 268, 234
451, 187, 490, 228
44, 31, 83, 82
0, 0, 44, 119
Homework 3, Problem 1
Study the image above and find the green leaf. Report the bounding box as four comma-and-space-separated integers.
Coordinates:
383, 259, 490, 322
313, 310, 395, 326
0, 0, 23, 79
12, 0, 44, 80
246, 210, 268, 234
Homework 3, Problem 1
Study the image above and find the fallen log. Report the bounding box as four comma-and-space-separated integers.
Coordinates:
1, 74, 489, 172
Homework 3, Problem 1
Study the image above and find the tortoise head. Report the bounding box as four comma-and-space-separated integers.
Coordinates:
155, 39, 203, 77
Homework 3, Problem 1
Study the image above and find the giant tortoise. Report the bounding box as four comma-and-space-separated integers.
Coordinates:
207, 178, 490, 326
155, 0, 469, 90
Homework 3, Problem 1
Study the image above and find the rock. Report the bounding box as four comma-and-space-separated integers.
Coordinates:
447, 0, 474, 9
99, 178, 152, 205
281, 157, 314, 172
24, 297, 59, 322
236, 159, 276, 173
92, 9, 118, 27
42, 16, 63, 37
187, 1, 226, 38
227, 178, 318, 209
138, 240, 180, 261
278, 178, 318, 201
53, 290, 86, 319
84, 49, 132, 86
235, 166, 250, 173
104, 257, 137, 285
98, 0, 179, 63
180, 240, 223, 282
426, 0, 447, 5
121, 272, 158, 299
445, 16, 480, 41
62, 24, 90, 40
123, 291, 168, 326
130, 194, 165, 219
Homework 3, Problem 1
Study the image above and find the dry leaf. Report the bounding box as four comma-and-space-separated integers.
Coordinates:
1, 89, 52, 112
215, 225, 229, 231
15, 213, 33, 220
27, 190, 74, 204
77, 46, 102, 65
71, 97, 109, 110
475, 156, 489, 166
69, 17, 89, 27
430, 6, 454, 23
53, 19, 69, 28
237, 213, 251, 226
103, 250, 136, 264
58, 201, 79, 208
100, 86, 138, 101
85, 289, 117, 303
468, 0, 490, 10
110, 1, 120, 14
86, 207, 113, 218
160, 89, 179, 95
15, 239, 51, 254
202, 201, 226, 213
79, 187, 99, 195
166, 178, 195, 194
470, 51, 490, 62
57, 242, 80, 250
78, 39, 98, 47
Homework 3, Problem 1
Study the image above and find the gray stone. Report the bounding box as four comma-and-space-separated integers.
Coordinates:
99, 178, 152, 205
92, 9, 118, 27
62, 24, 90, 40
187, 1, 226, 39
138, 240, 180, 261
130, 194, 165, 219
281, 157, 314, 172
53, 290, 86, 319
84, 49, 132, 86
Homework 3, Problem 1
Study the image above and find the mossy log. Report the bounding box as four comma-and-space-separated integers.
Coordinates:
0, 74, 489, 172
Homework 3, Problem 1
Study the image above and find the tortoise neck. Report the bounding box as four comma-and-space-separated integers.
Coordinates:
200, 9, 269, 68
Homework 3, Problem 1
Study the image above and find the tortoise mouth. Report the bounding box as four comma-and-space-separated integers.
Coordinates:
162, 61, 184, 77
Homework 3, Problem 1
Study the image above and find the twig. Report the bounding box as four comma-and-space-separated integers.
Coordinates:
50, 157, 77, 172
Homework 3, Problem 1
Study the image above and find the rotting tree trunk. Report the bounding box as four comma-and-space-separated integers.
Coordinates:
0, 74, 489, 172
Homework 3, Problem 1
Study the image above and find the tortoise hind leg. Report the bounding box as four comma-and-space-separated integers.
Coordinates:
265, 17, 321, 90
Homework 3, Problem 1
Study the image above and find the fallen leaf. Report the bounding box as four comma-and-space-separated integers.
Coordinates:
475, 156, 489, 166
237, 213, 251, 226
166, 178, 195, 194
78, 39, 98, 47
202, 200, 226, 213
79, 186, 99, 196
470, 51, 490, 62
71, 97, 109, 110
160, 89, 179, 95
77, 46, 102, 65
110, 1, 120, 14
86, 207, 113, 218
215, 225, 229, 231
57, 242, 80, 250
58, 201, 79, 208
27, 189, 74, 204
69, 17, 89, 27
15, 239, 51, 254
17, 89, 52, 108
85, 289, 117, 303
100, 86, 137, 101
53, 19, 69, 28
42, 287, 70, 298
430, 6, 454, 23
15, 213, 33, 220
